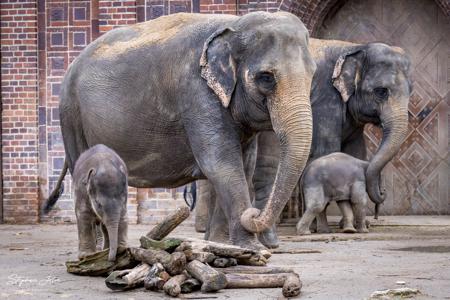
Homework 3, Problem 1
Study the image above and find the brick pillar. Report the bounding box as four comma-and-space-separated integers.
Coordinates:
1, 0, 39, 223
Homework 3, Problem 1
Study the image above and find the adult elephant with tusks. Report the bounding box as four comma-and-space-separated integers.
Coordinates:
42, 12, 316, 250
200, 38, 412, 248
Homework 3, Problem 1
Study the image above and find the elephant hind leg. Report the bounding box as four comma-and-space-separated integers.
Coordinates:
337, 201, 357, 233
351, 182, 369, 233
316, 205, 331, 234
296, 187, 327, 235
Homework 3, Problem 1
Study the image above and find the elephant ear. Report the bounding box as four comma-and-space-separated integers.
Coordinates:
332, 48, 365, 102
200, 27, 237, 108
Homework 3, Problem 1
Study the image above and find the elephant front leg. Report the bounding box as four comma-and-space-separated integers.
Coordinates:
208, 198, 230, 244
118, 214, 128, 249
101, 224, 110, 249
316, 208, 331, 234
185, 119, 264, 250
297, 187, 327, 235
337, 201, 357, 233
76, 214, 97, 259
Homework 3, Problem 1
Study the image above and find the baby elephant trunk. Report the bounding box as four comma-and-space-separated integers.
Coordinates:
105, 221, 119, 262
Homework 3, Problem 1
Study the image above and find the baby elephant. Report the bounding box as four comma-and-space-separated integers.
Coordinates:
73, 144, 128, 261
297, 152, 372, 235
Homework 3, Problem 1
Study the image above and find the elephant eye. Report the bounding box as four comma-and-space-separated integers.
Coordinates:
255, 71, 276, 92
373, 87, 389, 100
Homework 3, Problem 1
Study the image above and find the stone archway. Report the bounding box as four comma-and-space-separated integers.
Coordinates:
279, 0, 449, 36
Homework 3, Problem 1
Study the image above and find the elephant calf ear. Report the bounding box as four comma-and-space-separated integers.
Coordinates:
200, 28, 237, 108
332, 49, 365, 103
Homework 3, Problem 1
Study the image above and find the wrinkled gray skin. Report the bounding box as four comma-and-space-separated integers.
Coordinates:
201, 39, 411, 248
296, 152, 371, 235
45, 12, 316, 249
73, 144, 128, 262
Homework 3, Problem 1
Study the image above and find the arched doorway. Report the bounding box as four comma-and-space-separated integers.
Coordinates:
314, 0, 449, 215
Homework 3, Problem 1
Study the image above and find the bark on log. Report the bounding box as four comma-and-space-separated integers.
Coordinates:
224, 273, 290, 289
146, 207, 190, 240
184, 249, 216, 263
236, 255, 268, 266
140, 236, 183, 252
129, 247, 186, 275
180, 278, 201, 293
175, 238, 270, 261
105, 263, 151, 291
282, 273, 302, 297
216, 265, 294, 274
66, 247, 137, 276
212, 257, 237, 268
144, 263, 171, 291
186, 260, 227, 293
163, 273, 188, 297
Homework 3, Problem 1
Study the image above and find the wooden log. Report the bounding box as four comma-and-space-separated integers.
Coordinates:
282, 273, 302, 298
144, 263, 171, 291
146, 206, 190, 240
163, 273, 188, 297
184, 249, 216, 263
215, 265, 294, 274
175, 238, 270, 261
224, 273, 290, 289
129, 247, 186, 275
186, 260, 227, 293
66, 247, 137, 276
212, 257, 237, 268
105, 263, 151, 291
180, 278, 201, 293
140, 236, 183, 252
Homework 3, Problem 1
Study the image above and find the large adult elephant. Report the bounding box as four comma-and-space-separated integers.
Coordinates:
200, 38, 412, 248
42, 12, 316, 249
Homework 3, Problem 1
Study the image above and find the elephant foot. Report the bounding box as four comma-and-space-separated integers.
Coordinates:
257, 227, 279, 249
343, 226, 357, 234
78, 250, 95, 259
232, 232, 267, 252
357, 227, 369, 233
340, 218, 371, 229
297, 229, 311, 236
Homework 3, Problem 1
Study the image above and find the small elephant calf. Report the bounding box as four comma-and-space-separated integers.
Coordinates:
297, 152, 372, 235
73, 144, 128, 261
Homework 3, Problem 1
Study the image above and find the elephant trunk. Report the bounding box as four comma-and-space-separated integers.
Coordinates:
241, 75, 313, 233
366, 100, 408, 210
105, 220, 120, 262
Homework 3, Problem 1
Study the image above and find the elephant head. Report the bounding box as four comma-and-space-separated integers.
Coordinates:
200, 12, 316, 234
332, 43, 412, 210
86, 164, 128, 261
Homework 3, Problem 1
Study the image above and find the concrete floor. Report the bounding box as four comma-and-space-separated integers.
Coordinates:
0, 216, 449, 300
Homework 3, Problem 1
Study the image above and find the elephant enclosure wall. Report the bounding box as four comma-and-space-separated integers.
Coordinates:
1, 0, 448, 224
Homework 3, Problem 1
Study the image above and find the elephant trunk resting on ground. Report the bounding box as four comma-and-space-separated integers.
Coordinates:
42, 12, 316, 250
198, 38, 412, 248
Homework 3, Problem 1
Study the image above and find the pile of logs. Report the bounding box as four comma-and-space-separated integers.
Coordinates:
66, 207, 302, 298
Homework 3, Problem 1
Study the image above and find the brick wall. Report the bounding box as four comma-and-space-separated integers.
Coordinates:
1, 0, 39, 223
1, 0, 448, 223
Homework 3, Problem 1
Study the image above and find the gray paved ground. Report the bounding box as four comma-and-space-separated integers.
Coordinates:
0, 216, 449, 300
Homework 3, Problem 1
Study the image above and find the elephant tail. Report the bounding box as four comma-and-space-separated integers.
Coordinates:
183, 181, 197, 211
42, 159, 68, 214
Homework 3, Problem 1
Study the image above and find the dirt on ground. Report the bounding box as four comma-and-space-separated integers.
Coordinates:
0, 217, 449, 300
